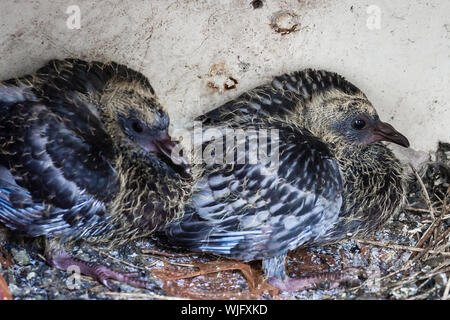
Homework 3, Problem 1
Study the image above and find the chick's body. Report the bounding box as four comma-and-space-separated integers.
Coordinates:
162, 69, 408, 289
0, 59, 191, 288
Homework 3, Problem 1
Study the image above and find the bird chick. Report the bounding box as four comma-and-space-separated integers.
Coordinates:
161, 69, 409, 292
0, 58, 191, 289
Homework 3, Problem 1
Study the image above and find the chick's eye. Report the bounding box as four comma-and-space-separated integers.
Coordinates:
132, 121, 143, 133
352, 119, 366, 130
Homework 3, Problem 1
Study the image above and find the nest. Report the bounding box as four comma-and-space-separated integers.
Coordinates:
346, 141, 449, 300
127, 142, 450, 300
372, 141, 450, 299
0, 143, 449, 300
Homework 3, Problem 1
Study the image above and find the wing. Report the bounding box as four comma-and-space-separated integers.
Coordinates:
162, 69, 360, 260
0, 85, 117, 237
163, 125, 343, 261
0, 169, 110, 238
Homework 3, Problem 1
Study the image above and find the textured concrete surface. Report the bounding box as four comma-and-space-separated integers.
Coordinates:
0, 0, 448, 152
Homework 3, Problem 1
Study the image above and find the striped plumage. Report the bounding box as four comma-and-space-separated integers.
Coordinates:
161, 69, 409, 290
0, 59, 191, 288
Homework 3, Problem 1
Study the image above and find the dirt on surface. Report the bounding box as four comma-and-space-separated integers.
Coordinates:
0, 143, 449, 300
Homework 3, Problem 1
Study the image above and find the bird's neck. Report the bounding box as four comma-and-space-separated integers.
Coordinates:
326, 141, 406, 239
108, 155, 190, 238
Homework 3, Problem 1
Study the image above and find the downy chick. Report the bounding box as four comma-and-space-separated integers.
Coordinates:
0, 58, 191, 289
161, 69, 409, 291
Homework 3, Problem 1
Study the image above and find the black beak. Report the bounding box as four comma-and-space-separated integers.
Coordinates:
373, 120, 410, 148
149, 133, 191, 177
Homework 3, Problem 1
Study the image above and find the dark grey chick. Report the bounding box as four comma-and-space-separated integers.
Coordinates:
0, 58, 191, 289
161, 69, 409, 291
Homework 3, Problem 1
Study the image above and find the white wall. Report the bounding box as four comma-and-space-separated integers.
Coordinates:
1, 0, 448, 152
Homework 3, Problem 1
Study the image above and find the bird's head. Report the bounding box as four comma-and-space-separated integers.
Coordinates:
293, 70, 410, 149
99, 81, 190, 177
319, 92, 409, 148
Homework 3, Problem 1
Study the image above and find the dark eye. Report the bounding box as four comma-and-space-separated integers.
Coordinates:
352, 119, 366, 130
132, 121, 143, 133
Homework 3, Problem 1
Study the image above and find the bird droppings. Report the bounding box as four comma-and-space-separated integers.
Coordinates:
10, 248, 30, 266
224, 76, 238, 90
0, 142, 448, 300
207, 81, 220, 90
208, 62, 227, 76
270, 11, 300, 35
205, 62, 238, 93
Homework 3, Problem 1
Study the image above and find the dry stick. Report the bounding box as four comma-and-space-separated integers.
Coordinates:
103, 292, 186, 300
432, 227, 450, 248
350, 261, 413, 293
408, 288, 436, 300
150, 255, 196, 268
162, 260, 196, 268
408, 164, 440, 260
356, 239, 450, 257
350, 243, 449, 293
37, 253, 47, 262
387, 264, 450, 296
141, 249, 199, 258
383, 244, 450, 299
412, 187, 450, 262
352, 186, 449, 294
405, 207, 432, 214
409, 163, 435, 219
91, 247, 150, 272
412, 234, 443, 262
443, 277, 450, 300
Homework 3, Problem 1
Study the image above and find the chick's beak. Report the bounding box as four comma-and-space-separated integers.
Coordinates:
373, 120, 410, 148
148, 133, 191, 176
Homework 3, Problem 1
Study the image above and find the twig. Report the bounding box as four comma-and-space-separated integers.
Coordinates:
405, 207, 432, 213
163, 260, 196, 268
443, 277, 450, 300
407, 288, 435, 300
409, 163, 435, 219
141, 249, 176, 257
37, 253, 47, 262
386, 264, 450, 294
408, 163, 442, 260
432, 227, 450, 247
102, 291, 186, 300
141, 249, 199, 257
91, 247, 149, 272
146, 254, 195, 268
355, 239, 450, 257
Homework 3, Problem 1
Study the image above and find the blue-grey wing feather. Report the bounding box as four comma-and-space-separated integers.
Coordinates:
163, 126, 343, 261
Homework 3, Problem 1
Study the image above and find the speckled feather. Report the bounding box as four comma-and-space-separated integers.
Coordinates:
166, 126, 343, 261
162, 69, 406, 280
0, 59, 192, 246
